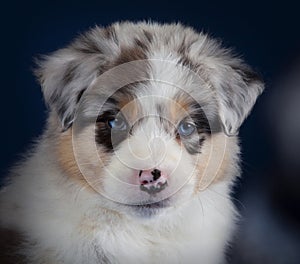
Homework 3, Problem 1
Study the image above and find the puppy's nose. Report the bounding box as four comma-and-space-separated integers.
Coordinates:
139, 169, 168, 194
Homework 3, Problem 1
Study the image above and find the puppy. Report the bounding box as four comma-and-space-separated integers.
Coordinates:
0, 21, 264, 264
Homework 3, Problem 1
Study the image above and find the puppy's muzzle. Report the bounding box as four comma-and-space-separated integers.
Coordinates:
139, 169, 168, 194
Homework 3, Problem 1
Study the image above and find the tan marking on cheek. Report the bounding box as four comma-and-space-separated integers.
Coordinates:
193, 133, 238, 194
169, 99, 188, 125
177, 96, 190, 113
56, 129, 83, 181
119, 99, 139, 125
56, 127, 110, 193
117, 93, 133, 109
168, 98, 190, 146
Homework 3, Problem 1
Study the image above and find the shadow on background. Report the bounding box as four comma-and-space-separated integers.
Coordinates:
0, 1, 299, 263
229, 56, 300, 264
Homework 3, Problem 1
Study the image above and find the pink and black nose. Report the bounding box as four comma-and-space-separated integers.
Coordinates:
139, 169, 168, 194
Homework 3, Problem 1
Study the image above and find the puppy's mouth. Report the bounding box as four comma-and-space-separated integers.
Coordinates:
124, 198, 172, 217
129, 198, 170, 209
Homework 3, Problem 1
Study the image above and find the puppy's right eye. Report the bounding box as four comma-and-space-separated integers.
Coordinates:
95, 112, 129, 151
107, 116, 127, 131
96, 111, 128, 131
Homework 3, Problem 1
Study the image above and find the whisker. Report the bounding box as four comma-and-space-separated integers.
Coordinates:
206, 188, 246, 211
196, 196, 205, 228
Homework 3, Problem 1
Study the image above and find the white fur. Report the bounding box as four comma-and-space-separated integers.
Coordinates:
0, 138, 236, 263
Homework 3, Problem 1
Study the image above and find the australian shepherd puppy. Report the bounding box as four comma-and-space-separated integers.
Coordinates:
0, 21, 264, 264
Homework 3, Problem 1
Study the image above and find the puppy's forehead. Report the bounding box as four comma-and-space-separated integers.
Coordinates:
84, 64, 215, 127
119, 86, 186, 124
79, 23, 218, 122
90, 53, 212, 104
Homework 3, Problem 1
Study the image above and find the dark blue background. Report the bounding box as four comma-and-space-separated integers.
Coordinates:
1, 1, 299, 263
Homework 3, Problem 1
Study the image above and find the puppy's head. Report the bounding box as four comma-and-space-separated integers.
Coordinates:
35, 22, 264, 217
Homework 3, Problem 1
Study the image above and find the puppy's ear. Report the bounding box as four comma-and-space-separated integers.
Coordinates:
35, 40, 107, 130
209, 60, 264, 136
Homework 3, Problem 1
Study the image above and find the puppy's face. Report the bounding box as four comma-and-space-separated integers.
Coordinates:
36, 22, 264, 217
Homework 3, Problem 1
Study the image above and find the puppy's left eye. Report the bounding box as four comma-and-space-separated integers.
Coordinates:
107, 116, 127, 131
178, 121, 196, 137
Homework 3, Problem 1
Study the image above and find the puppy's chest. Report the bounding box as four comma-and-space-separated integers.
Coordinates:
80, 212, 209, 264
92, 224, 202, 264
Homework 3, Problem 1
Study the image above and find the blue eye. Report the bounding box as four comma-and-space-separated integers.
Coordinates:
178, 121, 196, 137
107, 116, 127, 130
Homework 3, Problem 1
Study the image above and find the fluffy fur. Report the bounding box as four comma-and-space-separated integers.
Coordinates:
0, 21, 264, 264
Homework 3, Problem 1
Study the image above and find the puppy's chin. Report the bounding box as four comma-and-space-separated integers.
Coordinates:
107, 198, 179, 221
119, 197, 173, 218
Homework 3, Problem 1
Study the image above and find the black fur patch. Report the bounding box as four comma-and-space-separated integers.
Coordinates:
104, 25, 119, 45
76, 88, 86, 103
94, 86, 137, 152
72, 33, 103, 54
0, 228, 26, 263
177, 36, 199, 69
188, 103, 212, 134
62, 63, 79, 86
95, 110, 129, 152
134, 38, 148, 51
178, 55, 195, 68
143, 30, 153, 43
230, 64, 263, 85
114, 46, 147, 66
